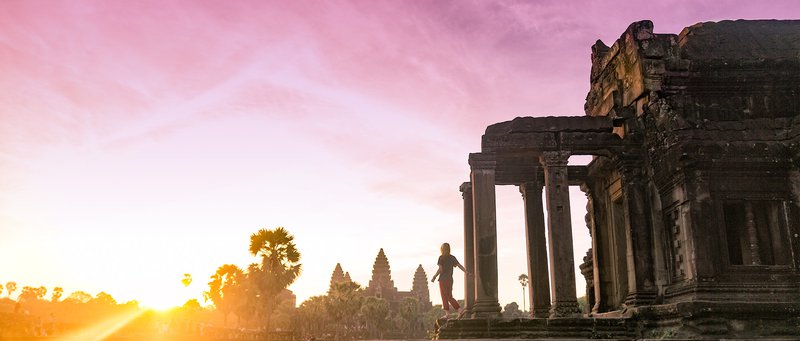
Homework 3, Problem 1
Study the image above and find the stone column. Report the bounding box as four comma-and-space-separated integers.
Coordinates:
744, 202, 762, 265
519, 180, 551, 318
616, 157, 657, 305
460, 182, 476, 315
540, 151, 579, 317
580, 183, 602, 314
469, 153, 502, 317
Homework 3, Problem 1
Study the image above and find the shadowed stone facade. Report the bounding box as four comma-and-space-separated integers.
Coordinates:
438, 19, 800, 339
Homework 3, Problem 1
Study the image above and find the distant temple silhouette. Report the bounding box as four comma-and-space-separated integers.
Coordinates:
329, 248, 432, 312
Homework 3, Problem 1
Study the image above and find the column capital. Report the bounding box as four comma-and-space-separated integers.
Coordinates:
540, 151, 571, 167
459, 182, 472, 194
579, 182, 592, 197
519, 181, 544, 199
613, 156, 645, 186
469, 153, 496, 170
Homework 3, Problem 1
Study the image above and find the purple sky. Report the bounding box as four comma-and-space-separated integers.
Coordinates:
2, 0, 798, 309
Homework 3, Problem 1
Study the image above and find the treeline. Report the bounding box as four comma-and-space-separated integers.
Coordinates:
293, 281, 445, 340
0, 286, 145, 338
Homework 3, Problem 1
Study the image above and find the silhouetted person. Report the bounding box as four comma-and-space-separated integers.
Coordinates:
431, 242, 471, 319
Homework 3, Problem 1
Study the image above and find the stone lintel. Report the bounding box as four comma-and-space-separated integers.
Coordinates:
496, 164, 589, 186
482, 130, 625, 156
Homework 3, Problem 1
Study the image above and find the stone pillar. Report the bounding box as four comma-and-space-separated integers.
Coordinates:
540, 151, 579, 317
616, 157, 657, 305
519, 180, 551, 318
580, 183, 602, 314
469, 153, 502, 317
744, 202, 762, 265
460, 182, 476, 315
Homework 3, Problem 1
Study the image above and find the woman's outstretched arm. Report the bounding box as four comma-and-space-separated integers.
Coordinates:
457, 261, 472, 275
431, 265, 443, 282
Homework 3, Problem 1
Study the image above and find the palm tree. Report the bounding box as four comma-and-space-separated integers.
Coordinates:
51, 287, 64, 302
205, 264, 245, 327
518, 274, 529, 314
6, 282, 17, 299
182, 273, 193, 287
325, 281, 362, 340
361, 296, 389, 339
296, 295, 329, 339
399, 296, 421, 338
249, 227, 302, 331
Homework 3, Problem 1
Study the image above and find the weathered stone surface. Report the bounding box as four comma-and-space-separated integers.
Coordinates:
587, 19, 800, 121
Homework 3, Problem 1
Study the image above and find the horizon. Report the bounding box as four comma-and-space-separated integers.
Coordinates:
2, 0, 800, 311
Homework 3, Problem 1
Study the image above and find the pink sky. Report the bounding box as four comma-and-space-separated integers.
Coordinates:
2, 0, 799, 309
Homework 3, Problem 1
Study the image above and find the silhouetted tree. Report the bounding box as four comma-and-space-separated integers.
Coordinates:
91, 292, 117, 305
325, 281, 362, 340
295, 296, 329, 340
6, 282, 17, 298
399, 296, 421, 337
51, 287, 63, 302
503, 302, 523, 318
65, 291, 93, 304
18, 286, 46, 302
361, 296, 389, 339
233, 263, 261, 327
577, 295, 588, 314
248, 227, 301, 331
182, 274, 192, 287
204, 264, 244, 326
518, 274, 529, 313
183, 299, 202, 311
270, 293, 296, 331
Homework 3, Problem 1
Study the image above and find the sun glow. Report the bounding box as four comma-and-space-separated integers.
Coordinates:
54, 309, 145, 341
136, 284, 205, 311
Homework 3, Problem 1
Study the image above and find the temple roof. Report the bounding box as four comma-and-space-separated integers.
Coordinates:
678, 20, 800, 61
369, 248, 393, 286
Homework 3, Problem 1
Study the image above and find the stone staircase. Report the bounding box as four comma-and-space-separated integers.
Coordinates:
436, 317, 636, 339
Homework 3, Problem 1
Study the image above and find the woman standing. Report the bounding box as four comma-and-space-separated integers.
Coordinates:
431, 242, 471, 319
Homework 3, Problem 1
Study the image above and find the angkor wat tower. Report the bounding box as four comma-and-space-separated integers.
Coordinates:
440, 20, 800, 339
330, 248, 432, 313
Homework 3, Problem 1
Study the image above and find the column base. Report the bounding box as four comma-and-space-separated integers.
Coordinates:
624, 290, 657, 307
531, 307, 551, 318
472, 299, 502, 318
550, 301, 580, 318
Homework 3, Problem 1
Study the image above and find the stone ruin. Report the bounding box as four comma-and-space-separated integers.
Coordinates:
437, 20, 800, 339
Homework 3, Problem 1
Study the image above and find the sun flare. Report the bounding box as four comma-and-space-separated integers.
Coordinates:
55, 309, 145, 341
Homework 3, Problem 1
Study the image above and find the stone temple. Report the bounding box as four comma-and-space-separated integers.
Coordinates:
330, 248, 432, 313
438, 20, 800, 339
